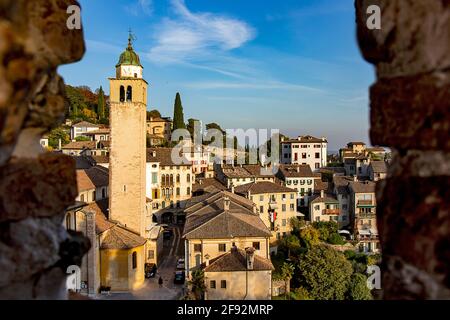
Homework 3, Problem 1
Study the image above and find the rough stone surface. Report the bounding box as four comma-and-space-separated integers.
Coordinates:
0, 153, 78, 222
0, 0, 88, 299
356, 0, 450, 299
356, 0, 450, 79
370, 71, 450, 150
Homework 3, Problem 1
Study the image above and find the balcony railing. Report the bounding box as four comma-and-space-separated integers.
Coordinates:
322, 209, 340, 215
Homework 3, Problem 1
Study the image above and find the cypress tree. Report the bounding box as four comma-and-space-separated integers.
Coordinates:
97, 86, 106, 120
172, 92, 186, 130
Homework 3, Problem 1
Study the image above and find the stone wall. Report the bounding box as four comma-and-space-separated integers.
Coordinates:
355, 0, 450, 299
0, 0, 90, 299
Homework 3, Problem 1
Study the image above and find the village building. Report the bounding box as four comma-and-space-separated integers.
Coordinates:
280, 135, 328, 171
70, 121, 101, 140
234, 181, 298, 248
368, 160, 388, 181
146, 116, 172, 145
182, 191, 273, 287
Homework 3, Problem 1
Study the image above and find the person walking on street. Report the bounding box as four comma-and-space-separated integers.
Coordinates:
158, 276, 163, 288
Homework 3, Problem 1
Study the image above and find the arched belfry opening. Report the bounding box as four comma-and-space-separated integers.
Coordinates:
126, 85, 132, 102
120, 85, 125, 102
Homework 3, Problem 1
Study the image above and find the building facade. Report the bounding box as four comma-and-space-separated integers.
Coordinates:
280, 135, 327, 171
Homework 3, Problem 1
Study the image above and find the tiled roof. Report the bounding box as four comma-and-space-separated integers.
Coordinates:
183, 191, 270, 240
62, 141, 96, 150
333, 176, 354, 195
203, 248, 274, 272
282, 135, 327, 144
72, 121, 99, 128
235, 181, 296, 195
369, 161, 387, 173
91, 155, 109, 164
242, 165, 275, 178
76, 166, 109, 192
349, 181, 376, 193
366, 147, 386, 152
278, 164, 314, 178
146, 148, 191, 166
74, 156, 94, 169
313, 180, 329, 192
82, 199, 114, 234
100, 225, 147, 250
348, 142, 366, 146
84, 128, 110, 135
310, 193, 339, 204
192, 178, 227, 194
221, 165, 254, 178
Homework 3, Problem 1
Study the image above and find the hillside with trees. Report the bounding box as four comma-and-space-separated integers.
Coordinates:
65, 85, 109, 125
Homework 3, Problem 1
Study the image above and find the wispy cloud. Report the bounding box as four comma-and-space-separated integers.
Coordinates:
148, 0, 255, 63
184, 80, 324, 93
125, 0, 154, 16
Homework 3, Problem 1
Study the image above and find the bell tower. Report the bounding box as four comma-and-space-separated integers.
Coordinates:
109, 33, 148, 236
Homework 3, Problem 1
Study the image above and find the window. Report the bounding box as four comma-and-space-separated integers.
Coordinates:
219, 244, 226, 252
290, 204, 295, 211
187, 174, 191, 183
152, 172, 158, 184
282, 204, 286, 212
253, 242, 260, 250
302, 153, 307, 159
282, 219, 287, 226
126, 85, 132, 102
315, 163, 320, 169
315, 152, 320, 159
148, 250, 155, 260
194, 244, 202, 252
176, 174, 180, 183
134, 73, 137, 78
294, 153, 298, 161
259, 195, 264, 201
221, 280, 227, 289
282, 194, 286, 201
187, 187, 191, 195
119, 85, 125, 102
80, 194, 84, 202
132, 252, 137, 269
210, 280, 216, 289
176, 188, 180, 196
290, 193, 295, 199
92, 191, 96, 201
259, 206, 264, 213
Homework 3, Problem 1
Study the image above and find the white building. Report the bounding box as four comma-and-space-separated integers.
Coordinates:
70, 121, 100, 140
281, 135, 327, 172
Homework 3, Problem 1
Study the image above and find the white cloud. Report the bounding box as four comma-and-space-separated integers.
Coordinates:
125, 0, 153, 16
183, 80, 324, 93
148, 0, 255, 63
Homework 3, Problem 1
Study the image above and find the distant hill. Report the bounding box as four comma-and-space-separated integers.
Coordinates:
65, 85, 109, 125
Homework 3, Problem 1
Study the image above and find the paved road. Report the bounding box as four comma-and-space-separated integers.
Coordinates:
96, 224, 185, 300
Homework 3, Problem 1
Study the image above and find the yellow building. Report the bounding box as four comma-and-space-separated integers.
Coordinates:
203, 247, 274, 300
146, 116, 172, 146
235, 181, 298, 246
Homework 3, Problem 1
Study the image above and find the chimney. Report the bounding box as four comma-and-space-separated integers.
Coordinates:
320, 189, 325, 198
224, 197, 230, 211
246, 247, 255, 270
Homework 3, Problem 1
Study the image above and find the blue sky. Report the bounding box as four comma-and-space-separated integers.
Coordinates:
60, 0, 375, 150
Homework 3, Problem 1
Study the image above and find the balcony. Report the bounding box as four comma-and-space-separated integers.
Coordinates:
322, 209, 340, 215
357, 200, 375, 206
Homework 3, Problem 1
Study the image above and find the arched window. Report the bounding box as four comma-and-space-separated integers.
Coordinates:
132, 252, 137, 269
120, 86, 125, 102
126, 86, 132, 102
161, 174, 165, 186
170, 174, 174, 185
176, 174, 180, 183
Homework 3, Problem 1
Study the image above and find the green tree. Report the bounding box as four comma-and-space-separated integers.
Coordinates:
97, 86, 106, 120
188, 269, 206, 300
347, 273, 373, 300
280, 262, 295, 297
312, 221, 338, 242
48, 127, 70, 149
75, 136, 91, 142
187, 118, 200, 140
147, 109, 161, 120
299, 226, 320, 248
292, 287, 312, 300
280, 234, 301, 258
172, 92, 186, 130
297, 245, 353, 300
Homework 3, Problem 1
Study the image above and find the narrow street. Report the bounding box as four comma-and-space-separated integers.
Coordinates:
96, 224, 185, 300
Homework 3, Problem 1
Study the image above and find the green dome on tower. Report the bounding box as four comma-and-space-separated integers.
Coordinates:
116, 34, 142, 68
